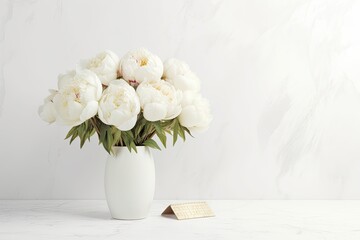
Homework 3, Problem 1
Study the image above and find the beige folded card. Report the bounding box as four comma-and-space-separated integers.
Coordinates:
161, 202, 215, 220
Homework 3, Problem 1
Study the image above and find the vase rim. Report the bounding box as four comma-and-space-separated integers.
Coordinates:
110, 145, 152, 156
112, 146, 147, 149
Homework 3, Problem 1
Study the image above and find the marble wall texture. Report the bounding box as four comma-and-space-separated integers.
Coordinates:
1, 0, 360, 199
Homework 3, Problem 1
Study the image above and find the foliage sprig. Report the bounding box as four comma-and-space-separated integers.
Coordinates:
65, 114, 193, 154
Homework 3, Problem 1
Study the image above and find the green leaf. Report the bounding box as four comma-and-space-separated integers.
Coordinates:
125, 130, 134, 140
80, 134, 87, 148
143, 139, 161, 150
122, 132, 132, 152
156, 131, 167, 148
143, 122, 153, 137
153, 121, 163, 133
70, 131, 78, 144
135, 117, 147, 137
103, 132, 112, 154
113, 129, 121, 145
79, 126, 87, 145
65, 126, 77, 139
160, 119, 173, 129
178, 125, 186, 141
104, 145, 111, 155
152, 121, 166, 147
107, 129, 113, 147
130, 141, 138, 153
99, 124, 108, 144
79, 122, 85, 135
88, 128, 95, 141
97, 123, 113, 154
183, 127, 194, 138
122, 132, 129, 145
173, 119, 179, 146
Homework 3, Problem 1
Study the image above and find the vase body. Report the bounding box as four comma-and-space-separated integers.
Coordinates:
105, 146, 155, 220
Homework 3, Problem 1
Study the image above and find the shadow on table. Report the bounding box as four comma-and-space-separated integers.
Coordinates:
161, 214, 178, 220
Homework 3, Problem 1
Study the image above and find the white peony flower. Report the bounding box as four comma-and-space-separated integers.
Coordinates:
179, 91, 212, 132
163, 58, 200, 92
53, 70, 102, 126
38, 89, 58, 123
136, 79, 182, 121
119, 48, 163, 87
77, 50, 120, 86
98, 79, 140, 131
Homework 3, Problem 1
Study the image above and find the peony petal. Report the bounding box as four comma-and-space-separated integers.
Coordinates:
97, 107, 109, 125
80, 101, 98, 122
116, 115, 137, 131
38, 102, 57, 123
163, 58, 190, 79
164, 104, 182, 120
77, 51, 119, 86
181, 91, 197, 107
108, 109, 129, 126
179, 106, 198, 128
58, 70, 76, 90
134, 67, 161, 83
143, 103, 167, 121
120, 48, 163, 84
67, 101, 83, 118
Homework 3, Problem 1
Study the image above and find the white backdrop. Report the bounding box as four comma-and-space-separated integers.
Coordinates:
1, 0, 360, 199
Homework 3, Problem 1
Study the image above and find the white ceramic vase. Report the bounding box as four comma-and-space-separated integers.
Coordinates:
104, 146, 155, 220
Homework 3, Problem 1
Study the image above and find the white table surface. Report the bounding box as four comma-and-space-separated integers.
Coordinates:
1, 200, 360, 240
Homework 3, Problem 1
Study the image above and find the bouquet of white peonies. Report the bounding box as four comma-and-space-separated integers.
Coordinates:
39, 49, 212, 153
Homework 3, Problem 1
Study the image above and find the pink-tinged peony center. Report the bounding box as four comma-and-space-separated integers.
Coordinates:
128, 80, 139, 87
74, 91, 81, 103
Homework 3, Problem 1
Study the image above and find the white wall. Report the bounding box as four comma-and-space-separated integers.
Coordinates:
1, 0, 360, 199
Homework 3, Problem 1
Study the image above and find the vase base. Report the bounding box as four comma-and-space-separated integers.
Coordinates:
111, 214, 148, 220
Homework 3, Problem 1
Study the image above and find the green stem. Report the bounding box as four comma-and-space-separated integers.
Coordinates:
89, 117, 100, 136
